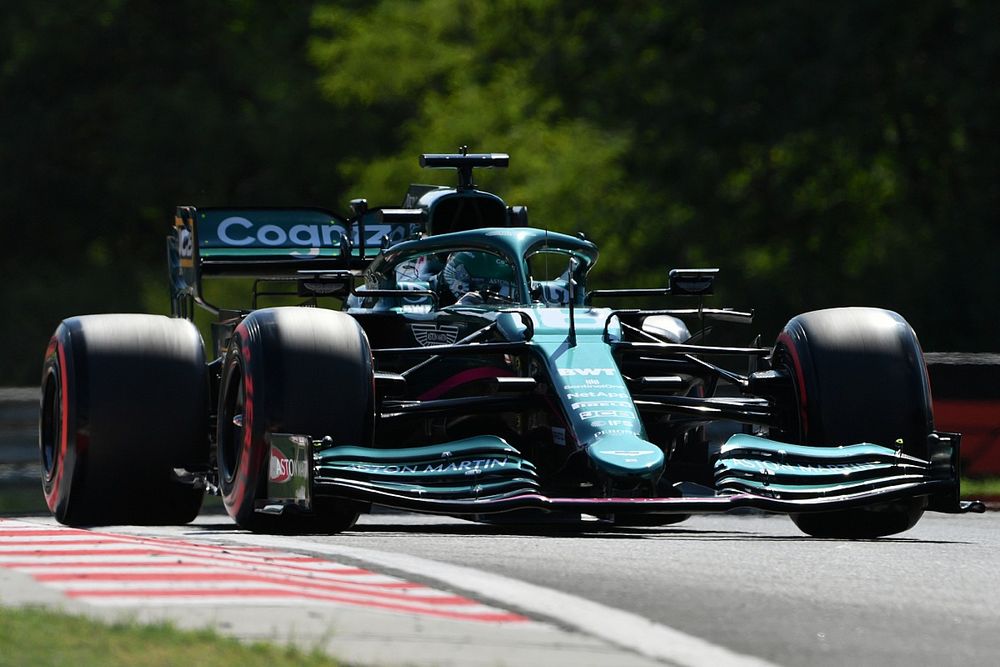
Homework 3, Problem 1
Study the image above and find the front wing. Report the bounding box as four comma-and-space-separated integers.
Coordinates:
262, 432, 985, 519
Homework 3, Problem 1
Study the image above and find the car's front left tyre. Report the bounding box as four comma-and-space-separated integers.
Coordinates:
216, 307, 373, 533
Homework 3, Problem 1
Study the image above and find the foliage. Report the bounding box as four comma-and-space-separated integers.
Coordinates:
309, 0, 1000, 349
1, 0, 998, 383
0, 606, 341, 667
0, 1, 352, 382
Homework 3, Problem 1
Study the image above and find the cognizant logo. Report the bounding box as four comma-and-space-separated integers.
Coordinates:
216, 216, 347, 247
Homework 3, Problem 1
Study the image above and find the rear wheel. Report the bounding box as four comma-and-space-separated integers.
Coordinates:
217, 307, 373, 533
40, 314, 207, 525
775, 307, 933, 538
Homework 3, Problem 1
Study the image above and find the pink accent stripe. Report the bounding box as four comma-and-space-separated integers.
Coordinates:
5, 559, 363, 571
66, 588, 523, 623
3, 561, 409, 585
0, 548, 198, 557
417, 366, 513, 401
0, 541, 369, 576
0, 561, 215, 569
38, 571, 467, 604
0, 539, 126, 546
0, 529, 94, 537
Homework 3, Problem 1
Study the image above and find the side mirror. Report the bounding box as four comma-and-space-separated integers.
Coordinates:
508, 205, 528, 227
669, 268, 718, 296
350, 198, 368, 217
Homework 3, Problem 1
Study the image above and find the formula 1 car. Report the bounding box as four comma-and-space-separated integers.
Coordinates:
39, 151, 984, 538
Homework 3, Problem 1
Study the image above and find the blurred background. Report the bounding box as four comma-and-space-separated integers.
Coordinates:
3, 0, 999, 386
1, 2, 998, 505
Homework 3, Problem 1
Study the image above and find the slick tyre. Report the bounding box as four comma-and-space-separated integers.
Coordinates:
40, 314, 208, 526
775, 307, 933, 538
216, 307, 373, 533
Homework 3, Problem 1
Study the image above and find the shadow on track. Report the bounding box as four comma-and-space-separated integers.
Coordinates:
183, 514, 969, 545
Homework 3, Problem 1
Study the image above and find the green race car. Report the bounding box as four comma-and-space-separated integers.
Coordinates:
39, 151, 984, 538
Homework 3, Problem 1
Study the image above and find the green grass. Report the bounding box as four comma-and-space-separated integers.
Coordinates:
0, 606, 344, 667
961, 477, 1000, 498
0, 484, 48, 514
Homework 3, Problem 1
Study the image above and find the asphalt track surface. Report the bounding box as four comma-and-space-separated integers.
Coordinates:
2, 509, 998, 666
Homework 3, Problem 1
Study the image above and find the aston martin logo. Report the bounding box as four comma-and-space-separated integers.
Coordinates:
411, 323, 459, 346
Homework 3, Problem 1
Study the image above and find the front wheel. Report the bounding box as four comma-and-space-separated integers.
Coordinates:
774, 307, 933, 538
40, 314, 207, 525
216, 307, 373, 533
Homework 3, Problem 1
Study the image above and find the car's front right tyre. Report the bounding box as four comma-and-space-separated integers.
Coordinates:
40, 314, 207, 526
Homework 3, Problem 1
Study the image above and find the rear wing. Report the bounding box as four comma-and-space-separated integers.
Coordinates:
169, 205, 423, 317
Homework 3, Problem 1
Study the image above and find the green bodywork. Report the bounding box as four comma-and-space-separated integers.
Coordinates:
525, 306, 664, 480
313, 436, 541, 502
713, 434, 941, 499
360, 228, 665, 485
369, 227, 598, 302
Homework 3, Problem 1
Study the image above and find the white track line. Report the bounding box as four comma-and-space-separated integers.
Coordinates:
213, 533, 780, 667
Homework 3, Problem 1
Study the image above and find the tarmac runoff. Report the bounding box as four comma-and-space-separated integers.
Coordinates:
0, 517, 664, 667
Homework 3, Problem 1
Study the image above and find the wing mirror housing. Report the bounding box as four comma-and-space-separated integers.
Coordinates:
668, 268, 718, 296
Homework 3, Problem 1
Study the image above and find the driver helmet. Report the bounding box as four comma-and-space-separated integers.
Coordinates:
443, 251, 516, 300
395, 253, 443, 284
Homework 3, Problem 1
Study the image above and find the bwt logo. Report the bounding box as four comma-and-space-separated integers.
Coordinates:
558, 368, 617, 377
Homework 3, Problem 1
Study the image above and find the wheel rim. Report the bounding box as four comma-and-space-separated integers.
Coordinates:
219, 361, 245, 485
40, 368, 61, 479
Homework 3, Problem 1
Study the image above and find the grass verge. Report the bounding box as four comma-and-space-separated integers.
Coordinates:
0, 606, 343, 667
0, 483, 47, 514
961, 477, 1000, 498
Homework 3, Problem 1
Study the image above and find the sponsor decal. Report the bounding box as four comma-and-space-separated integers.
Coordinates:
269, 445, 306, 482
344, 457, 513, 475
589, 420, 635, 429
579, 409, 636, 420
566, 391, 629, 399
591, 429, 636, 437
570, 400, 634, 410
720, 459, 890, 476
558, 368, 617, 377
484, 229, 531, 238
217, 216, 347, 247
178, 227, 194, 259
411, 323, 460, 346
539, 283, 570, 305
212, 216, 411, 250
302, 281, 346, 295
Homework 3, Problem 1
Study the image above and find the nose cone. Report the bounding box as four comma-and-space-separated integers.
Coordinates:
587, 434, 665, 480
